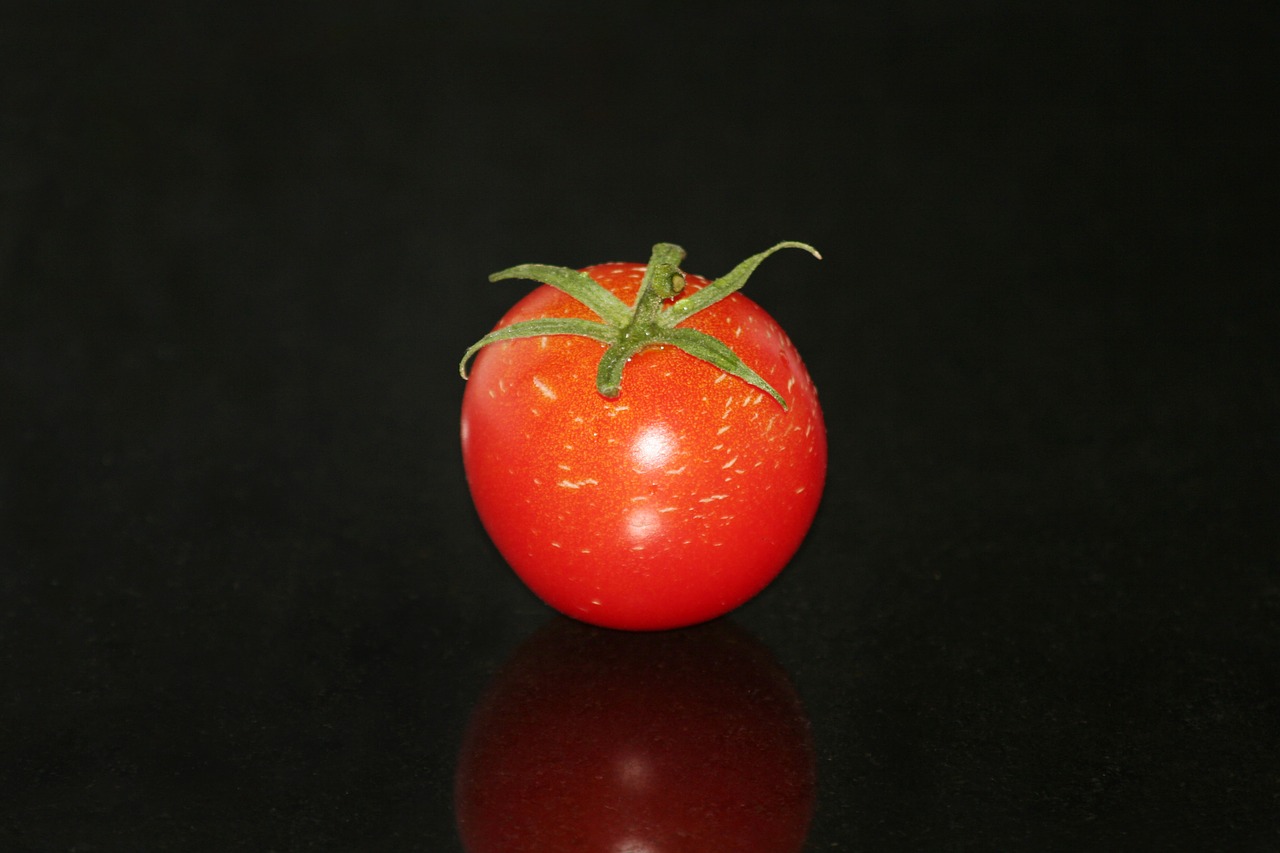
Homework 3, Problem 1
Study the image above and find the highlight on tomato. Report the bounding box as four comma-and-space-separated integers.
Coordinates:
454, 617, 816, 853
460, 241, 827, 630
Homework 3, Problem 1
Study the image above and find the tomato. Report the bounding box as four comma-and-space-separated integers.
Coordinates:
454, 617, 815, 853
460, 242, 826, 630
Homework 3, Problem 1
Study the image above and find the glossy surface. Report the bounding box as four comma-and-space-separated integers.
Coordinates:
461, 264, 827, 630
455, 618, 815, 853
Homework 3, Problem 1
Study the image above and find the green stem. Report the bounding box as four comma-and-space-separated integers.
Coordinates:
630, 243, 687, 327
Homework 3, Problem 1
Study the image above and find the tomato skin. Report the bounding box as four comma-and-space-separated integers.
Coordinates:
454, 617, 815, 853
461, 262, 826, 630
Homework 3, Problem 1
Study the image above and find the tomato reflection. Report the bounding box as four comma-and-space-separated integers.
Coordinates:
454, 617, 815, 853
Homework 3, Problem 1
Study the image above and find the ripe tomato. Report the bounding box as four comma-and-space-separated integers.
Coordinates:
460, 242, 826, 630
454, 617, 816, 852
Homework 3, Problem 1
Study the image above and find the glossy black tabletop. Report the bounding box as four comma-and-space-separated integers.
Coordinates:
3, 2, 1276, 850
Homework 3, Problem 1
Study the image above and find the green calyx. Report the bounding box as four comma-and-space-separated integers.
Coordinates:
459, 241, 821, 410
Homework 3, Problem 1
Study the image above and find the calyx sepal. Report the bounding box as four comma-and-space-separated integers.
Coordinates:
459, 241, 821, 410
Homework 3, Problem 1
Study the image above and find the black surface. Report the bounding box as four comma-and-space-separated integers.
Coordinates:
3, 2, 1277, 850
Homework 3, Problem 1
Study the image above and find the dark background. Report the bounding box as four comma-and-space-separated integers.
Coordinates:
3, 1, 1276, 849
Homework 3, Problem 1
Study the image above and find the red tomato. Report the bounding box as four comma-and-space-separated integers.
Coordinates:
454, 617, 816, 853
460, 243, 826, 630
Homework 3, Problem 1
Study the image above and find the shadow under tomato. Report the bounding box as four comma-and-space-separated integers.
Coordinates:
454, 617, 816, 853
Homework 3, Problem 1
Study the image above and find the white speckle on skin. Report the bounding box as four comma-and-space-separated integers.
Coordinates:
716, 425, 730, 435
722, 456, 738, 469
532, 376, 557, 400
698, 495, 729, 503
559, 478, 599, 488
